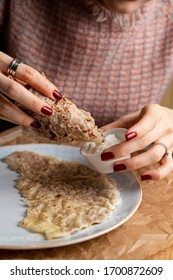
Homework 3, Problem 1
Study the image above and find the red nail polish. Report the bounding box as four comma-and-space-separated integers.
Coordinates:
41, 106, 53, 116
53, 90, 62, 101
101, 152, 114, 161
30, 120, 41, 129
126, 132, 137, 141
141, 175, 152, 181
113, 164, 127, 172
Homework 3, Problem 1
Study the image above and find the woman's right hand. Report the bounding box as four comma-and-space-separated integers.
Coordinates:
0, 51, 62, 128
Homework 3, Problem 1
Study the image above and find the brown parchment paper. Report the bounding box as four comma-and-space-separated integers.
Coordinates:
0, 130, 173, 260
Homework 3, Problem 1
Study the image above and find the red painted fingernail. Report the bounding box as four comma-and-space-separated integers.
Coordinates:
126, 132, 137, 141
30, 120, 41, 129
101, 152, 114, 161
141, 175, 152, 181
53, 90, 62, 101
113, 164, 127, 172
41, 106, 53, 115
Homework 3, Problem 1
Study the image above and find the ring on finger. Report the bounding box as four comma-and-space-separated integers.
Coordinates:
152, 142, 169, 157
7, 58, 22, 79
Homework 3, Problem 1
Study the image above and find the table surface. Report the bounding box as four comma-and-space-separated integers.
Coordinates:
0, 126, 173, 260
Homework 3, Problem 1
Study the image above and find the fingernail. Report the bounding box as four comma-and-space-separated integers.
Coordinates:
53, 90, 62, 101
113, 164, 127, 172
30, 120, 41, 129
101, 152, 114, 161
41, 106, 53, 116
141, 174, 152, 181
126, 132, 137, 141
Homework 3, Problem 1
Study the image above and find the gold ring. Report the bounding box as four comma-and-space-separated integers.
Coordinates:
7, 58, 22, 79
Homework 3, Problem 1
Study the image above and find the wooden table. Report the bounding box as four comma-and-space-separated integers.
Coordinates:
0, 127, 173, 260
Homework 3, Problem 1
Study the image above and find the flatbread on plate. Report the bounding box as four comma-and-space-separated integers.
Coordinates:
3, 151, 121, 239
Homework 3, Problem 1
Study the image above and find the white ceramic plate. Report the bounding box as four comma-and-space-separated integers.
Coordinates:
0, 144, 142, 250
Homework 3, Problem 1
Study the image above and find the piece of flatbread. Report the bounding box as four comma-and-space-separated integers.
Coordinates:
3, 151, 121, 239
20, 88, 104, 144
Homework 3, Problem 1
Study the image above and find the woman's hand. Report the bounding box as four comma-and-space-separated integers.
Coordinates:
102, 104, 173, 181
0, 52, 62, 128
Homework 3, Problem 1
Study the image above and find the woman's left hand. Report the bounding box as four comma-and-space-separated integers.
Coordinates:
102, 104, 173, 181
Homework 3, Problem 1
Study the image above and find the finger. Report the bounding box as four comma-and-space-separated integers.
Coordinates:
112, 142, 167, 171
102, 120, 173, 160
141, 153, 173, 181
16, 64, 62, 100
0, 52, 13, 73
0, 52, 62, 100
125, 104, 164, 140
0, 93, 39, 127
0, 113, 18, 124
0, 74, 53, 116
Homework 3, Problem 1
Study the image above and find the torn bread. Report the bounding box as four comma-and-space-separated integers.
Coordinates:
21, 88, 104, 144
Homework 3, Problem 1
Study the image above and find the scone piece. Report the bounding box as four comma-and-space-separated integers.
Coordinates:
21, 88, 104, 144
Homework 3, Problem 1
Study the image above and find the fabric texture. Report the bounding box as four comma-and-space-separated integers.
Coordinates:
0, 0, 173, 127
